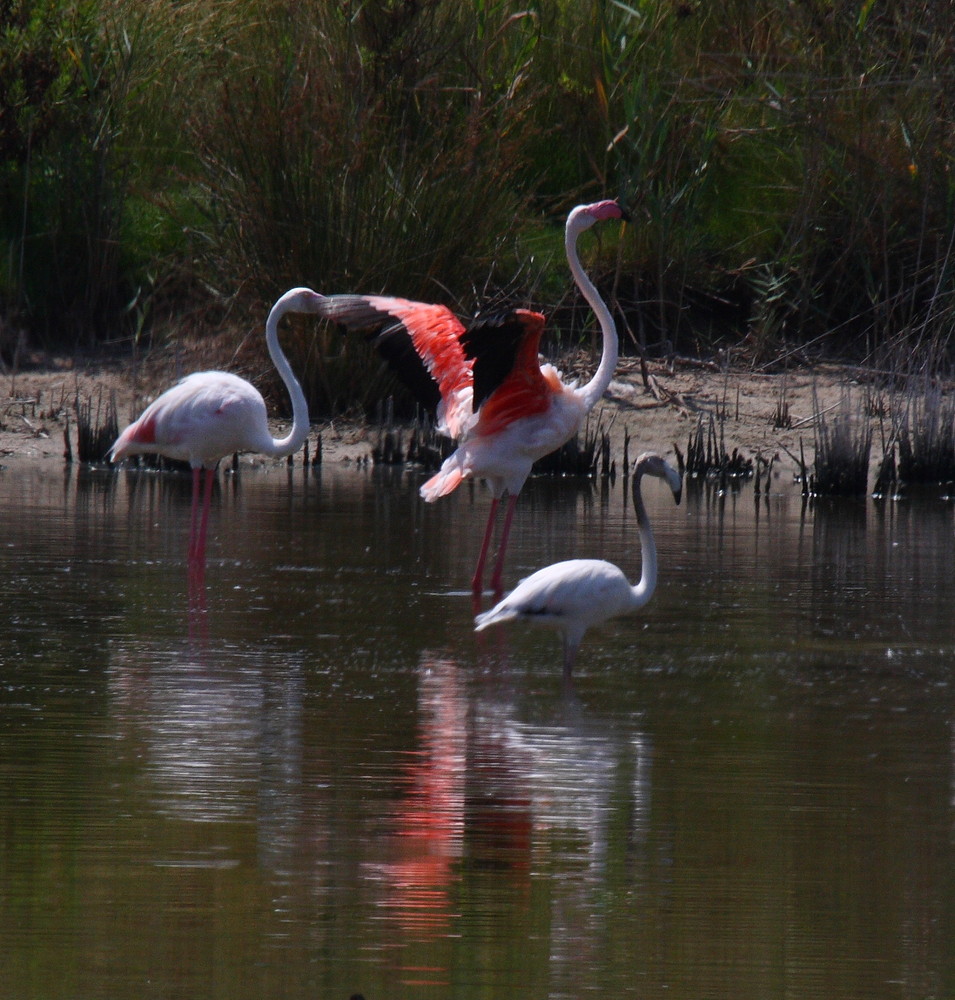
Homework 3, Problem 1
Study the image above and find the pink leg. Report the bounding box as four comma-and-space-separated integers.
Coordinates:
187, 467, 202, 562
489, 494, 518, 598
193, 467, 215, 565
471, 497, 500, 596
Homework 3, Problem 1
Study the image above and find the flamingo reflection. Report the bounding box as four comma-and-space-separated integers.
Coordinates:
365, 652, 652, 991
187, 557, 208, 644
368, 656, 467, 944
107, 639, 305, 829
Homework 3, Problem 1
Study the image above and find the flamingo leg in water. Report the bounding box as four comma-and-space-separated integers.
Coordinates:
187, 466, 203, 562
471, 497, 500, 597
193, 467, 215, 565
488, 493, 518, 598
562, 639, 579, 681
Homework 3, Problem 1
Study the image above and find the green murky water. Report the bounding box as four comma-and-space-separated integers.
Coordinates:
1, 460, 953, 999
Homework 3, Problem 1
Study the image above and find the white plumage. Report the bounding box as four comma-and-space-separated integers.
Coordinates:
110, 287, 322, 565
474, 452, 682, 677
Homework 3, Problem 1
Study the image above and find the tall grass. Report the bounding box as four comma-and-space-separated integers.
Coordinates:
4, 1, 955, 413
179, 2, 551, 413
895, 378, 955, 486
597, 0, 955, 363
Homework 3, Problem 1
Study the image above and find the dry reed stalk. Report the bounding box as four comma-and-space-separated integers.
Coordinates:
75, 390, 118, 464
811, 387, 871, 496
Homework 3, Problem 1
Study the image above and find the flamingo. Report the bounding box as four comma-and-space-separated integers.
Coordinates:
110, 286, 322, 566
315, 199, 627, 596
473, 452, 682, 677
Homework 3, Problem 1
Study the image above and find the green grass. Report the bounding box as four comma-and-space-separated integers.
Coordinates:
3, 0, 955, 416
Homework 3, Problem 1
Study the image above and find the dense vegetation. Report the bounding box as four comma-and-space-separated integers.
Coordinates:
3, 0, 955, 415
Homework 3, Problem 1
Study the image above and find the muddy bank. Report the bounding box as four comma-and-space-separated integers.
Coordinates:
0, 351, 901, 483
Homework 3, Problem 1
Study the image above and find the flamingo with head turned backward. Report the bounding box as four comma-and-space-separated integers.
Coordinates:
474, 452, 682, 678
110, 286, 322, 567
316, 199, 627, 598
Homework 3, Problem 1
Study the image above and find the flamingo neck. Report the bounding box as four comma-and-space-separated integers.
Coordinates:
263, 297, 310, 458
629, 472, 658, 609
567, 219, 619, 414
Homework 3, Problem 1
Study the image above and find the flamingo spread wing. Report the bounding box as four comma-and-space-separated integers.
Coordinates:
318, 294, 557, 447
316, 295, 472, 438
462, 309, 557, 437
460, 309, 547, 409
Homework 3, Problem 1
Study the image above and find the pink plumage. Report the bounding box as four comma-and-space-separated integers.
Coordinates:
110, 371, 276, 467
317, 200, 628, 598
111, 287, 322, 568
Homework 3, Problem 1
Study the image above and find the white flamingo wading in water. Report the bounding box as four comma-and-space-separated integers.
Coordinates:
110, 286, 322, 566
474, 452, 682, 677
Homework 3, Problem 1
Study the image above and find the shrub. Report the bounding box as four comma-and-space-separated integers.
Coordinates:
0, 1, 145, 347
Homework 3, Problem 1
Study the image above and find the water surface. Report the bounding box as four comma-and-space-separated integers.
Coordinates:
1, 460, 953, 999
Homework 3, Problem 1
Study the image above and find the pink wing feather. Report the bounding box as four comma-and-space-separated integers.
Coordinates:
365, 296, 474, 439
317, 294, 474, 438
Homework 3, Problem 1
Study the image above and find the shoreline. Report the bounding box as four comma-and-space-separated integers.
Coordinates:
0, 354, 910, 483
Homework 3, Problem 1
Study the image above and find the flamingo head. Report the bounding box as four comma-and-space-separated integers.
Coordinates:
566, 199, 630, 239
276, 287, 325, 314
588, 199, 629, 221
634, 451, 683, 505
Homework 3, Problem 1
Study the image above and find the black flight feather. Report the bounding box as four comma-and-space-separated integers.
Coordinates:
460, 311, 527, 410
371, 321, 441, 413
320, 295, 441, 414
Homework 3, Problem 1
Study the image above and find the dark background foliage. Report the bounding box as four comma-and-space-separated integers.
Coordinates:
3, 0, 955, 415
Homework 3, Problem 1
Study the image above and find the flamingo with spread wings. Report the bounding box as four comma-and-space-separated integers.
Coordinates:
317, 200, 627, 597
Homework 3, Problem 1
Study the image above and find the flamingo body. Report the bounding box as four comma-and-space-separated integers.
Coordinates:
111, 286, 322, 565
317, 200, 627, 594
110, 371, 278, 468
478, 557, 643, 646
474, 453, 682, 676
421, 381, 586, 501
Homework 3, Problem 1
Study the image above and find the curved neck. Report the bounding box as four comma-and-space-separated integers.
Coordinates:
567, 221, 618, 413
629, 472, 658, 609
263, 298, 310, 457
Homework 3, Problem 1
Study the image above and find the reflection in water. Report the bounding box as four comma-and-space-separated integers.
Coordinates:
2, 464, 955, 999
107, 638, 305, 828
367, 655, 466, 953
361, 651, 652, 994
468, 668, 651, 997
187, 558, 209, 644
